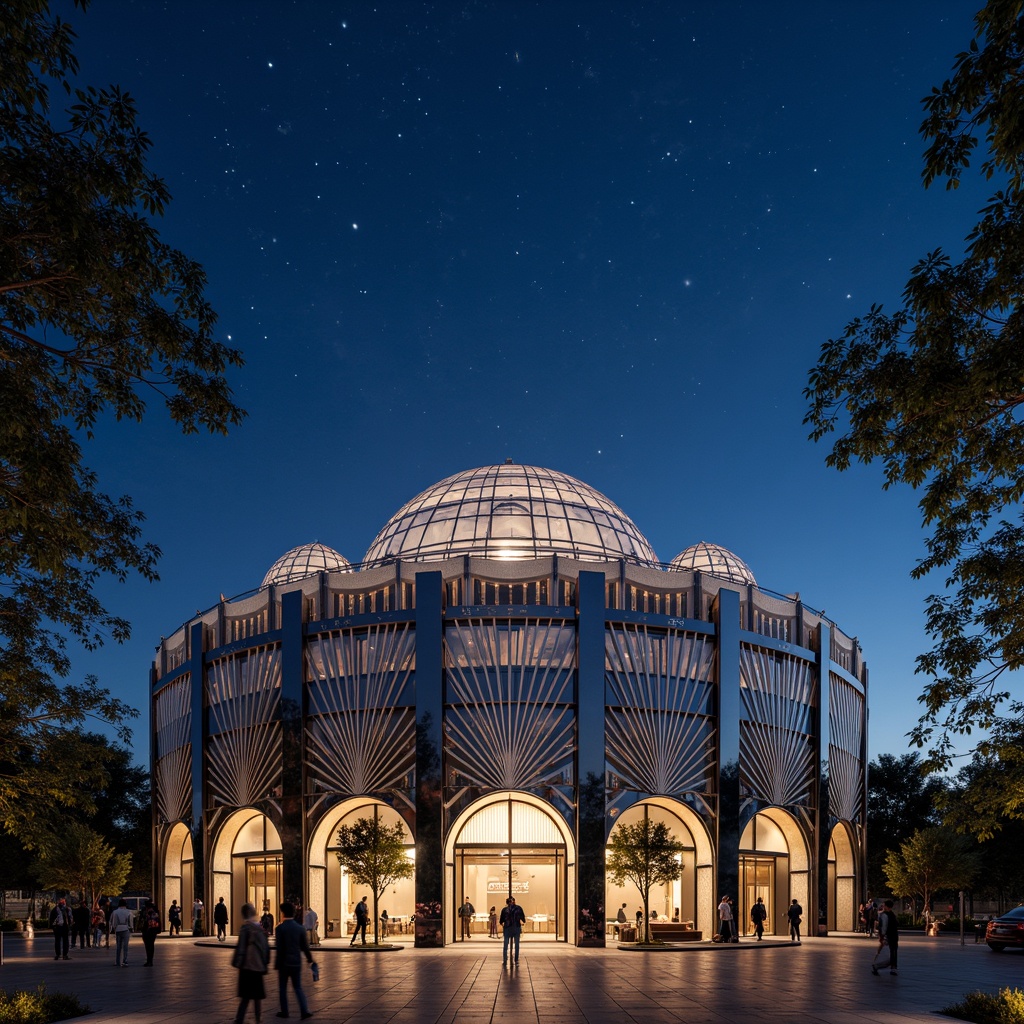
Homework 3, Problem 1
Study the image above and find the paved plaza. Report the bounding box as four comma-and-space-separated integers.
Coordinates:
0, 933, 1016, 1024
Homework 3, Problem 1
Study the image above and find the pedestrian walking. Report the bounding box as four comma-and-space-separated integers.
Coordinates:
232, 902, 270, 1024
303, 905, 319, 946
787, 899, 803, 943
499, 896, 526, 967
215, 897, 230, 941
274, 900, 315, 1020
750, 896, 767, 940
871, 899, 900, 976
141, 900, 161, 966
71, 900, 90, 949
110, 898, 134, 967
488, 906, 498, 938
49, 897, 71, 960
351, 896, 369, 945
192, 898, 204, 936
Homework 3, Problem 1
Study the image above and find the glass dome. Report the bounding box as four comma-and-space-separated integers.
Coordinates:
669, 542, 756, 586
261, 542, 351, 587
363, 462, 658, 566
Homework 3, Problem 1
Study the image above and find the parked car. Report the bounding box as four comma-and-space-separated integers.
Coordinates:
986, 905, 1024, 952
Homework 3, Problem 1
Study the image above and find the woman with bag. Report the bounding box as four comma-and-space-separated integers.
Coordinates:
232, 902, 270, 1024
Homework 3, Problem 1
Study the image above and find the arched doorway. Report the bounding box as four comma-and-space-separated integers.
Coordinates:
161, 822, 194, 925
445, 792, 575, 944
606, 799, 715, 939
738, 808, 810, 937
307, 800, 415, 942
827, 821, 857, 932
210, 810, 282, 938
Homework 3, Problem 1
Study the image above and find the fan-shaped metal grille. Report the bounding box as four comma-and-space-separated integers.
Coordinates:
445, 618, 576, 789
206, 648, 282, 808
605, 625, 716, 795
739, 646, 816, 807
154, 675, 191, 824
304, 624, 417, 795
828, 674, 864, 823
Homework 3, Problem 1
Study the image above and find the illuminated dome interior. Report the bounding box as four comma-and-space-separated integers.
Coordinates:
669, 541, 756, 586
261, 542, 351, 587
363, 462, 658, 566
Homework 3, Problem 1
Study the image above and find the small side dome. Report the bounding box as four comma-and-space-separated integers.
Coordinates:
670, 542, 756, 586
261, 542, 351, 587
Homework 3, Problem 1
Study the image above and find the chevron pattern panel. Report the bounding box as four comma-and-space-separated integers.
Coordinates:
605, 625, 716, 795
828, 674, 865, 823
445, 618, 575, 790
206, 647, 282, 808
304, 624, 417, 795
739, 645, 816, 807
154, 675, 191, 824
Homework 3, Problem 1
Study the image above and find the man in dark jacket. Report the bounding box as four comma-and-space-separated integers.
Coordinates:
71, 900, 90, 948
214, 897, 229, 942
49, 898, 71, 960
499, 896, 526, 967
275, 901, 315, 1019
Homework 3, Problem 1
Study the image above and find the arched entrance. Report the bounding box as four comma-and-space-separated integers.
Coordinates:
161, 822, 194, 925
827, 821, 857, 932
307, 800, 415, 942
210, 810, 282, 937
445, 792, 575, 944
738, 808, 810, 937
606, 799, 715, 939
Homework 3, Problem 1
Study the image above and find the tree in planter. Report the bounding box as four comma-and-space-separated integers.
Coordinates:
883, 826, 979, 923
606, 817, 685, 944
335, 815, 413, 945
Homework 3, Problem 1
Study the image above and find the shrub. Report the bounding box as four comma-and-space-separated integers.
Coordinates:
941, 987, 1024, 1024
0, 985, 89, 1024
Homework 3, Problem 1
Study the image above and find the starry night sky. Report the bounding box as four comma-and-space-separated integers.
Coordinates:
61, 1, 990, 763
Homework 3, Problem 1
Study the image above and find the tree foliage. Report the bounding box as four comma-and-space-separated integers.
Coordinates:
605, 817, 684, 944
32, 820, 131, 905
883, 826, 979, 921
0, 0, 244, 837
804, 1, 1024, 805
335, 815, 413, 945
866, 753, 946, 894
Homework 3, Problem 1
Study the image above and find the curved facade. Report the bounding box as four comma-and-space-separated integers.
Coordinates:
151, 464, 868, 946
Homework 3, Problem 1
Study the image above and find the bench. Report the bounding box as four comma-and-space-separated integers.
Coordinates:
649, 922, 703, 942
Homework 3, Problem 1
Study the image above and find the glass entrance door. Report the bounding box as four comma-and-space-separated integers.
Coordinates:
739, 856, 775, 936
247, 857, 282, 921
455, 846, 565, 941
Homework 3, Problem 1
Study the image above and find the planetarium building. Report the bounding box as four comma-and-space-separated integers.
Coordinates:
151, 462, 867, 945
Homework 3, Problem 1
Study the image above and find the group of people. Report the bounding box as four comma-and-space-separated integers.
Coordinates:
715, 895, 804, 942
48, 895, 162, 967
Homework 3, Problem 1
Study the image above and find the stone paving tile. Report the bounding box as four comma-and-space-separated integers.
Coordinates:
0, 935, 1021, 1023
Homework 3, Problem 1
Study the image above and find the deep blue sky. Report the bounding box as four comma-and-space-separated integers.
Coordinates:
62, 1, 990, 765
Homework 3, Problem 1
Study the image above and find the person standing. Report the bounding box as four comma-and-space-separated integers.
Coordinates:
274, 900, 315, 1020
499, 896, 526, 967
215, 897, 230, 942
787, 899, 803, 944
91, 903, 106, 949
232, 902, 270, 1024
141, 900, 161, 966
379, 909, 389, 939
459, 898, 475, 938
260, 903, 275, 937
49, 897, 71, 960
351, 896, 369, 945
488, 906, 498, 939
717, 896, 733, 943
871, 899, 900, 976
751, 897, 767, 940
110, 898, 134, 967
168, 900, 182, 937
